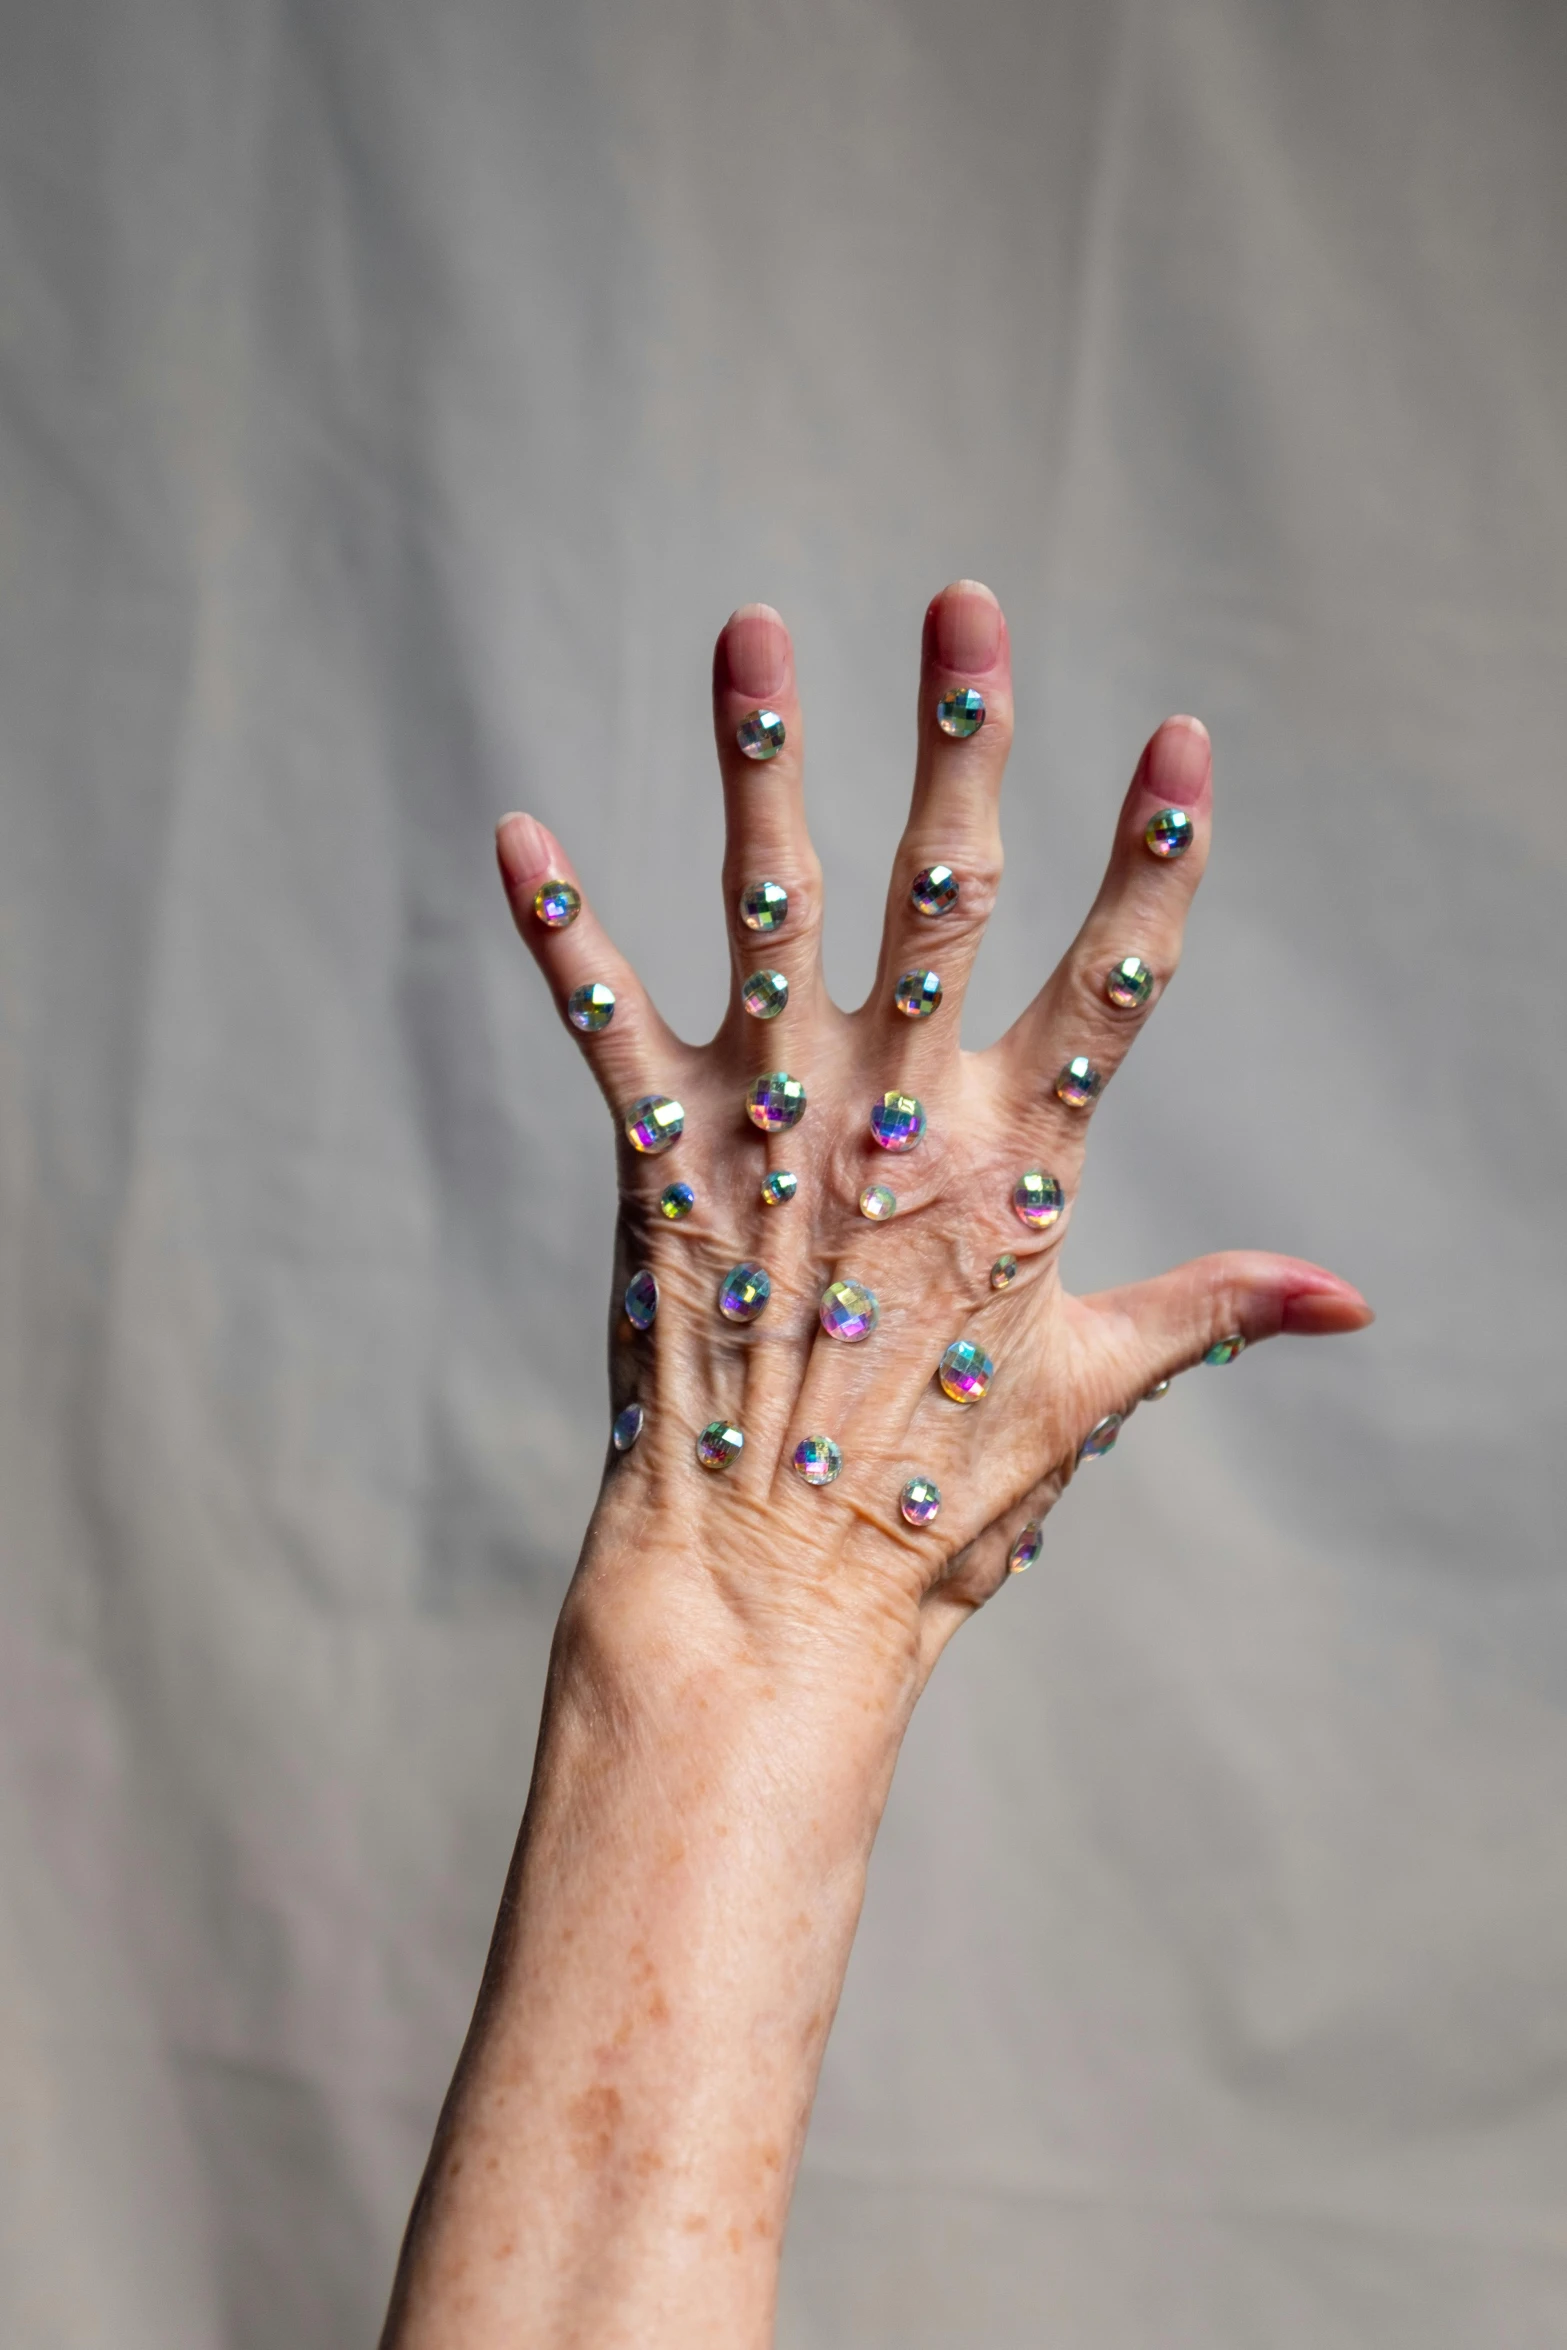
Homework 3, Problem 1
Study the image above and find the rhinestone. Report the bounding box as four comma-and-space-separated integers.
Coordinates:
624, 1270, 658, 1331
938, 1338, 993, 1404
1143, 1377, 1171, 1400
612, 1403, 644, 1453
911, 863, 959, 917
658, 1182, 696, 1220
1145, 807, 1194, 860
1055, 1056, 1102, 1109
893, 967, 942, 1019
696, 1420, 744, 1471
718, 1263, 771, 1323
819, 1279, 879, 1342
936, 685, 986, 738
532, 878, 581, 928
736, 708, 786, 762
792, 1435, 842, 1487
859, 1183, 897, 1221
899, 1476, 941, 1527
1204, 1333, 1247, 1366
868, 1091, 926, 1152
746, 1071, 807, 1131
1106, 956, 1153, 1010
990, 1253, 1018, 1290
742, 969, 789, 1020
1078, 1412, 1122, 1461
1012, 1169, 1064, 1230
625, 1095, 684, 1154
1008, 1521, 1043, 1574
740, 879, 788, 932
759, 1169, 798, 1206
568, 980, 616, 1032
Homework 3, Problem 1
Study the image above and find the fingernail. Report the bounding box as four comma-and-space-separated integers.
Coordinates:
1280, 1287, 1374, 1336
497, 811, 554, 880
720, 604, 788, 700
930, 580, 1002, 675
1145, 716, 1211, 809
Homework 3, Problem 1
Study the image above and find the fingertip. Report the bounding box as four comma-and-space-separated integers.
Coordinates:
1141, 715, 1211, 811
496, 811, 567, 891
1280, 1287, 1375, 1337
715, 603, 791, 701
925, 579, 1005, 676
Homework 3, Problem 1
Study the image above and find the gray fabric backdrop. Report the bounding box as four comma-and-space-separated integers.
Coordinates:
2, 1, 1564, 2342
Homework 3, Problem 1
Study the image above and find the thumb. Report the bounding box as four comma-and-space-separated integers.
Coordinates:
1079, 1251, 1374, 1402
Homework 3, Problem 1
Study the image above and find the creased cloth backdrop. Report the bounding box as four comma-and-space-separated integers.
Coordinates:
2, 1, 1564, 2343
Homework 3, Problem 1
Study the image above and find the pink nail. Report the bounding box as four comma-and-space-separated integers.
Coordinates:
1280, 1288, 1372, 1336
497, 811, 553, 880
931, 581, 1002, 675
1145, 717, 1211, 810
720, 605, 788, 700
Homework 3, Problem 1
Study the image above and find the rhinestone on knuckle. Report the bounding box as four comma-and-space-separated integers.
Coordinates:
736, 709, 786, 762
1054, 1056, 1103, 1109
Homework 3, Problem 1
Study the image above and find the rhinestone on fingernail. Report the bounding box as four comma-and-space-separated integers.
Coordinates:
1204, 1334, 1247, 1366
742, 969, 789, 1021
760, 1169, 798, 1207
911, 864, 959, 917
1008, 1521, 1043, 1573
939, 1338, 993, 1403
568, 980, 616, 1032
740, 879, 788, 932
936, 686, 986, 738
658, 1182, 696, 1220
1078, 1412, 1122, 1461
612, 1403, 644, 1453
820, 1279, 879, 1342
718, 1263, 771, 1323
894, 968, 942, 1019
1106, 956, 1153, 1010
625, 1095, 684, 1154
533, 878, 581, 928
737, 708, 786, 761
746, 1071, 807, 1130
869, 1091, 926, 1152
859, 1183, 896, 1221
1143, 1377, 1171, 1400
991, 1253, 1018, 1290
624, 1270, 658, 1331
1055, 1056, 1102, 1109
1144, 808, 1194, 860
792, 1435, 842, 1487
1012, 1170, 1064, 1230
696, 1420, 744, 1470
900, 1476, 941, 1527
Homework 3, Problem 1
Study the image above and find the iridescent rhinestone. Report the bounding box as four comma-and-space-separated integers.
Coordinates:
532, 878, 581, 928
1145, 807, 1195, 860
658, 1182, 696, 1220
1204, 1334, 1247, 1366
900, 1476, 941, 1527
792, 1435, 842, 1487
742, 969, 789, 1021
938, 1338, 993, 1404
936, 686, 986, 738
568, 980, 616, 1032
696, 1420, 745, 1471
624, 1270, 658, 1331
746, 1071, 807, 1131
1143, 1377, 1171, 1400
819, 1279, 879, 1342
759, 1169, 798, 1206
1106, 956, 1153, 1010
736, 708, 786, 761
859, 1183, 896, 1221
869, 1091, 926, 1153
1078, 1412, 1123, 1461
893, 968, 942, 1019
990, 1253, 1018, 1290
625, 1095, 684, 1154
1012, 1169, 1064, 1230
911, 864, 959, 918
740, 879, 788, 932
1008, 1520, 1043, 1574
718, 1263, 771, 1323
612, 1402, 644, 1453
1055, 1056, 1102, 1109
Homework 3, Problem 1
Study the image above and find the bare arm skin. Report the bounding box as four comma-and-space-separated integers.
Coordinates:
379, 585, 1371, 2349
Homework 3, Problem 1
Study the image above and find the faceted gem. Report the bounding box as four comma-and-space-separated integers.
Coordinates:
938, 1338, 993, 1404
760, 1169, 798, 1206
990, 1253, 1018, 1290
1145, 807, 1195, 860
1143, 1377, 1171, 1399
746, 1071, 807, 1131
1008, 1520, 1043, 1573
1106, 955, 1153, 1010
869, 1091, 926, 1153
911, 863, 959, 917
1055, 1056, 1103, 1109
625, 1095, 685, 1154
894, 967, 942, 1019
740, 879, 788, 932
1012, 1169, 1064, 1230
819, 1279, 879, 1342
742, 969, 789, 1020
936, 686, 986, 738
900, 1476, 941, 1527
696, 1420, 744, 1471
568, 980, 616, 1032
1078, 1411, 1123, 1461
736, 708, 786, 761
792, 1435, 842, 1487
1204, 1334, 1248, 1366
658, 1182, 696, 1220
532, 878, 581, 928
718, 1263, 771, 1323
624, 1269, 658, 1331
859, 1183, 897, 1221
612, 1402, 644, 1453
